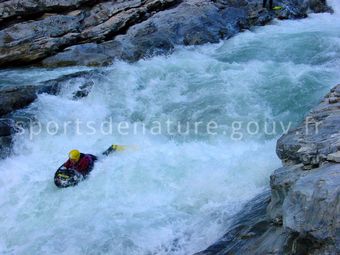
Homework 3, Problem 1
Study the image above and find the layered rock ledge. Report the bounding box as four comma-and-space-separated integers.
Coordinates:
0, 0, 332, 67
196, 84, 340, 255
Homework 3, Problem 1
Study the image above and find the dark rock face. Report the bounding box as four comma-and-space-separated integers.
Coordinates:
0, 86, 38, 116
0, 134, 12, 158
196, 84, 340, 255
308, 0, 333, 13
0, 0, 332, 67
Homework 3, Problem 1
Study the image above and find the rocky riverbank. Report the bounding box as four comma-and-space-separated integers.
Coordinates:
0, 0, 333, 157
0, 0, 331, 68
195, 84, 340, 255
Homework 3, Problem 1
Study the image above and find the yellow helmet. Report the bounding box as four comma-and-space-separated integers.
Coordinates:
69, 149, 80, 161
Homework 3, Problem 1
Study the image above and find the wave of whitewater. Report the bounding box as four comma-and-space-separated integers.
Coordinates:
1, 1, 340, 254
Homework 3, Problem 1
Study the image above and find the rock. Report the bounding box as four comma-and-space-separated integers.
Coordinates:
41, 70, 105, 99
72, 81, 94, 99
267, 164, 305, 221
0, 135, 12, 159
283, 163, 340, 247
0, 69, 103, 156
0, 70, 97, 111
327, 151, 340, 162
42, 43, 114, 67
43, 0, 265, 65
333, 84, 340, 96
0, 0, 181, 67
0, 118, 12, 136
0, 86, 38, 117
194, 191, 291, 255
0, 15, 82, 66
0, 0, 332, 67
307, 0, 333, 13
0, 0, 94, 23
197, 164, 340, 255
198, 84, 340, 255
329, 96, 338, 104
0, 69, 102, 118
276, 84, 340, 167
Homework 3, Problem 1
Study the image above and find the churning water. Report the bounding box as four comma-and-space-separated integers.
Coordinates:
1, 1, 340, 254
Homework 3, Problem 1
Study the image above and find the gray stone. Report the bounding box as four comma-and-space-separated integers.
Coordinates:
0, 85, 38, 117
42, 43, 114, 67
267, 164, 305, 220
276, 84, 340, 167
0, 0, 94, 23
0, 0, 180, 67
1, 0, 332, 67
283, 163, 340, 248
327, 151, 340, 162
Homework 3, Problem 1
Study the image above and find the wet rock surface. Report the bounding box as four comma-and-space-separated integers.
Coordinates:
0, 0, 331, 67
196, 84, 340, 255
276, 84, 340, 169
0, 0, 181, 67
0, 85, 38, 116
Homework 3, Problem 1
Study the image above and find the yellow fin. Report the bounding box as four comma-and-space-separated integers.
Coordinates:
273, 6, 282, 10
111, 144, 126, 152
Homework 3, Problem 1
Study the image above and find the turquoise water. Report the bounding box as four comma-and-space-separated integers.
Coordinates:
1, 2, 340, 254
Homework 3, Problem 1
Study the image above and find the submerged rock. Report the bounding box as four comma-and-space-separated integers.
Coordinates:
0, 85, 38, 116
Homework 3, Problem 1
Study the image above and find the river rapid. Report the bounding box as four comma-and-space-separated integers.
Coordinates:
1, 1, 340, 254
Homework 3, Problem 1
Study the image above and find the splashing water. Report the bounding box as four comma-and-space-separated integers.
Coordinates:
1, 3, 340, 255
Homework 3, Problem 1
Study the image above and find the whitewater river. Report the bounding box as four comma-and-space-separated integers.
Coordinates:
1, 1, 340, 254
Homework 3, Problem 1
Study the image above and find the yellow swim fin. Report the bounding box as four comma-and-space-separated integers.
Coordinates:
273, 6, 282, 10
112, 144, 125, 152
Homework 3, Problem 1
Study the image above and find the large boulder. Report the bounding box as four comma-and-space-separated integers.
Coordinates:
276, 84, 340, 168
283, 163, 340, 254
0, 85, 38, 116
197, 84, 340, 255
